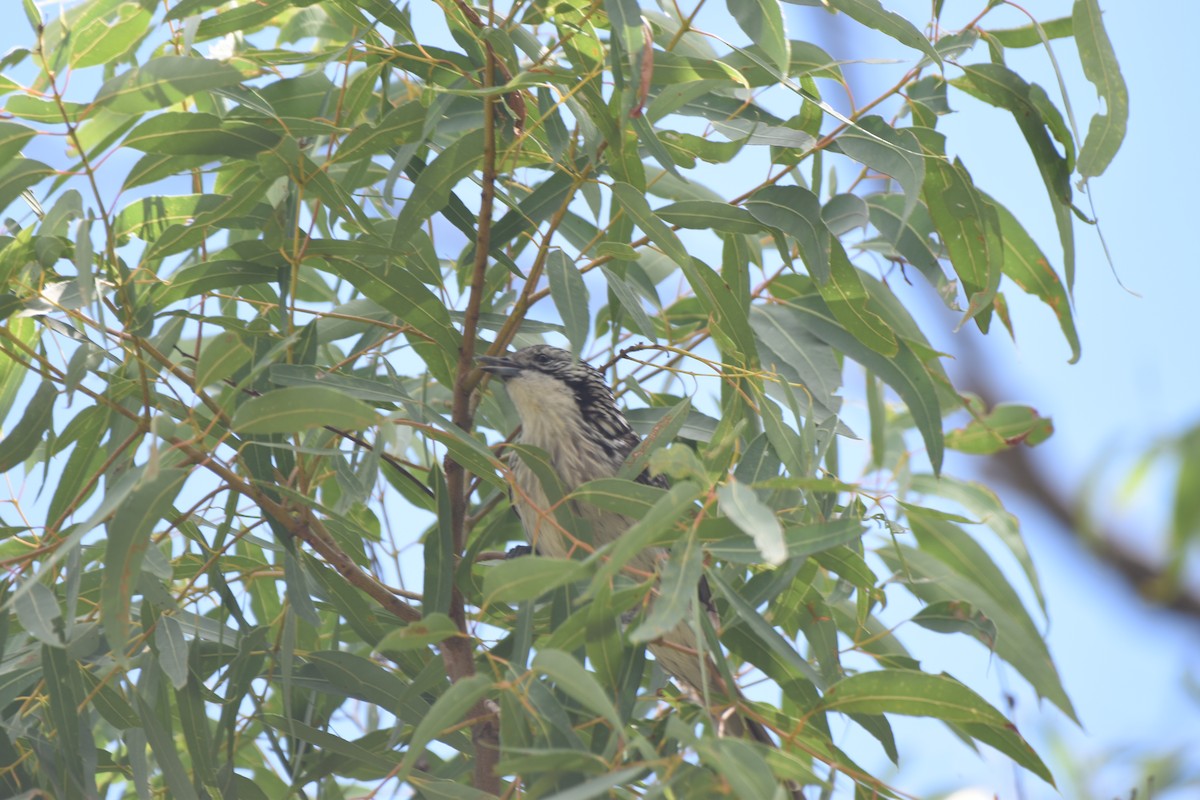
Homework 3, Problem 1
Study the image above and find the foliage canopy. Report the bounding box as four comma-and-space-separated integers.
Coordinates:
0, 0, 1125, 797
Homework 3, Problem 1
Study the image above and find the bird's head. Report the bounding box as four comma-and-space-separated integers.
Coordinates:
477, 345, 633, 444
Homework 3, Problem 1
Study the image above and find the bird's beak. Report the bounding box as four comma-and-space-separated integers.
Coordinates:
476, 354, 521, 379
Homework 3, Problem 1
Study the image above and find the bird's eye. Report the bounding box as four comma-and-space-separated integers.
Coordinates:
534, 352, 551, 365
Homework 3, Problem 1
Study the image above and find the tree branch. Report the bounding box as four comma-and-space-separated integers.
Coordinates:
442, 32, 502, 796
961, 356, 1200, 620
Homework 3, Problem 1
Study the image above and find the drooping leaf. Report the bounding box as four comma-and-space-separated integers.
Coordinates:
0, 380, 56, 473
745, 184, 830, 282
824, 0, 941, 64
546, 251, 590, 356
1073, 0, 1128, 180
102, 468, 189, 657
716, 478, 786, 566
831, 116, 925, 225
922, 157, 1003, 330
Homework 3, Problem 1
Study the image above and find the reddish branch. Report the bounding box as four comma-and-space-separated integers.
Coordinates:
440, 36, 503, 797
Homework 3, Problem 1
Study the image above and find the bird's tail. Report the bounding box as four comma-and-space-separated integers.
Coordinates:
647, 620, 807, 798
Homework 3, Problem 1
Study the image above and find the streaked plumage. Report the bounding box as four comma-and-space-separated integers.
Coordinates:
478, 345, 777, 748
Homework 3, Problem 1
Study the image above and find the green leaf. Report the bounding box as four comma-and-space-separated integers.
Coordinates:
322, 256, 458, 385
532, 649, 622, 731
41, 645, 88, 794
821, 193, 869, 235
816, 669, 1006, 724
586, 481, 703, 593
707, 518, 865, 563
425, 466, 454, 616
726, 0, 789, 74
393, 129, 485, 246
951, 65, 1074, 301
539, 767, 647, 800
488, 162, 586, 253
881, 515, 1074, 718
0, 380, 56, 473
985, 196, 1079, 363
0, 158, 54, 214
611, 181, 691, 269
376, 613, 460, 653
483, 556, 586, 606
546, 251, 590, 356
922, 157, 1003, 330
626, 405, 720, 443
912, 600, 997, 648
862, 193, 947, 297
986, 17, 1073, 48
410, 411, 508, 491
825, 0, 941, 64
159, 260, 278, 303
260, 714, 398, 773
600, 264, 657, 339
708, 568, 823, 687
945, 403, 1053, 454
122, 113, 279, 157
628, 528, 703, 643
306, 650, 469, 748
831, 116, 925, 225
1073, 0, 1128, 180
751, 304, 841, 417
744, 185, 830, 282
0, 121, 35, 164
698, 737, 778, 799
269, 365, 409, 403
154, 614, 189, 690
15, 582, 64, 647
102, 468, 189, 657
716, 479, 786, 566
818, 240, 897, 356
777, 294, 943, 472
135, 687, 201, 800
711, 118, 815, 149
95, 56, 245, 113
335, 99, 424, 164
571, 480, 667, 521
685, 256, 760, 361
195, 330, 252, 388
395, 674, 492, 784
656, 200, 763, 235
909, 473, 1045, 610
617, 397, 692, 482
956, 721, 1055, 785
231, 386, 377, 434
71, 4, 152, 69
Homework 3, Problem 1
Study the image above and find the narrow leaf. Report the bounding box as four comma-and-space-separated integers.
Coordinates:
717, 479, 786, 566
826, 0, 941, 64
102, 468, 189, 657
533, 649, 622, 730
546, 251, 590, 356
231, 386, 377, 434
483, 556, 586, 606
1073, 0, 1128, 180
395, 674, 492, 784
0, 380, 56, 473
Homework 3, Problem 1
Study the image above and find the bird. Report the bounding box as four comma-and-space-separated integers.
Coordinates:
477, 345, 782, 749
